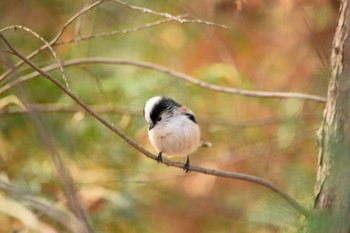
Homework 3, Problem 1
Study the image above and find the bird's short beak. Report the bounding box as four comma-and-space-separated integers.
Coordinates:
149, 123, 155, 131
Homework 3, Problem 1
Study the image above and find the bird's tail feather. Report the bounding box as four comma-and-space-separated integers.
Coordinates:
200, 140, 212, 148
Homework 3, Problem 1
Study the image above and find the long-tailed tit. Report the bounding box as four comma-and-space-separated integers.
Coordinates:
144, 96, 208, 172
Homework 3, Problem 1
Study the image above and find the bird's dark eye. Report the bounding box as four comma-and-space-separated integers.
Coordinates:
157, 116, 162, 121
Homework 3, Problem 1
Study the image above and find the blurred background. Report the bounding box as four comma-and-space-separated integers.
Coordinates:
0, 0, 337, 232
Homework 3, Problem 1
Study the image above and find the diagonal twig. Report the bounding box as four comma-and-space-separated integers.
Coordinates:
110, 0, 227, 28
55, 16, 183, 45
0, 25, 69, 89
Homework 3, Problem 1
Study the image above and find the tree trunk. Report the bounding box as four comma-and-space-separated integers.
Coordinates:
310, 0, 350, 232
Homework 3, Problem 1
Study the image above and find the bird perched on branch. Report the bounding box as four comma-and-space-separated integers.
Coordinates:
144, 96, 210, 172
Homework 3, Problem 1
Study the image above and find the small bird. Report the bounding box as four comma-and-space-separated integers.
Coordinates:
144, 96, 205, 172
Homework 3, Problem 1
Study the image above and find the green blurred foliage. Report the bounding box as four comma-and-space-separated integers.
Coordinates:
0, 0, 336, 232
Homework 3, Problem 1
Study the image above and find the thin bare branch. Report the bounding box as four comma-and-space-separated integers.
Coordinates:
0, 103, 139, 116
0, 47, 14, 55
51, 0, 104, 44
110, 0, 227, 28
2, 57, 326, 103
0, 32, 310, 218
0, 25, 69, 89
0, 0, 104, 85
56, 16, 183, 45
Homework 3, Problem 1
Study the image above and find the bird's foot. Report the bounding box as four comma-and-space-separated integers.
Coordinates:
157, 152, 163, 163
183, 156, 190, 173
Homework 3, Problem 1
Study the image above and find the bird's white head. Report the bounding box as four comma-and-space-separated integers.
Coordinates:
143, 96, 183, 131
144, 96, 162, 125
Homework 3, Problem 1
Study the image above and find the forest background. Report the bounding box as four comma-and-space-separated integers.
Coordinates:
0, 0, 338, 232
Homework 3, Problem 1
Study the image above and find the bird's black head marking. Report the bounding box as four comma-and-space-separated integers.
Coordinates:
185, 113, 197, 123
150, 97, 181, 124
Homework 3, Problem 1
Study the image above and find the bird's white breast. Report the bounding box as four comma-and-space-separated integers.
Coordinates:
148, 116, 200, 158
